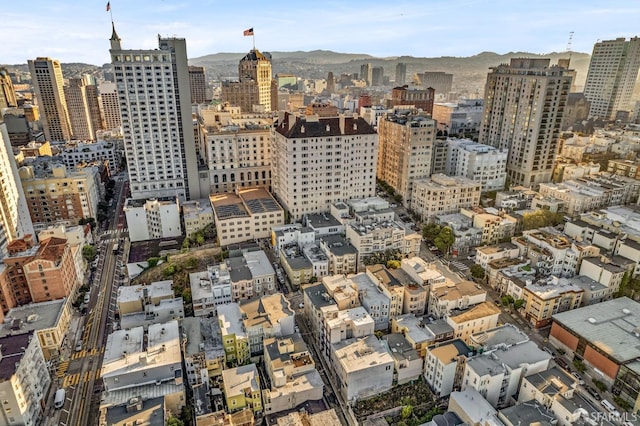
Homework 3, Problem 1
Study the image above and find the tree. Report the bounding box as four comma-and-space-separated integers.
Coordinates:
309, 276, 318, 283
434, 226, 455, 256
513, 299, 525, 310
167, 417, 184, 426
401, 405, 413, 420
82, 245, 97, 263
470, 264, 485, 280
387, 260, 401, 269
501, 295, 514, 306
147, 257, 160, 268
78, 217, 96, 229
195, 233, 205, 245
522, 210, 565, 230
422, 223, 442, 242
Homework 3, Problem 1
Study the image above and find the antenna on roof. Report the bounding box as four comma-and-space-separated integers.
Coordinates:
566, 31, 574, 63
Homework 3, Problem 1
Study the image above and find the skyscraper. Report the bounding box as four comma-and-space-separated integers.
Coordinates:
109, 24, 201, 201
28, 57, 72, 142
326, 72, 335, 95
188, 65, 207, 104
0, 122, 34, 258
98, 81, 121, 130
395, 63, 406, 86
0, 68, 17, 112
415, 71, 453, 95
480, 58, 573, 187
64, 78, 96, 140
221, 50, 273, 112
371, 67, 384, 86
361, 63, 372, 86
584, 37, 640, 120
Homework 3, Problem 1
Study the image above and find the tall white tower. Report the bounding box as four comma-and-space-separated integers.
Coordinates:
584, 37, 640, 120
109, 24, 201, 201
0, 122, 34, 257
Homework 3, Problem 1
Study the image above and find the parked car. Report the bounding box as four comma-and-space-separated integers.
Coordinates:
555, 357, 569, 371
586, 386, 601, 400
571, 372, 585, 385
75, 342, 83, 352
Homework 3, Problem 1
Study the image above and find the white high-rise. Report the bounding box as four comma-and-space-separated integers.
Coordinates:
109, 24, 201, 201
272, 111, 378, 220
0, 123, 34, 257
584, 37, 640, 120
480, 58, 573, 187
28, 57, 72, 142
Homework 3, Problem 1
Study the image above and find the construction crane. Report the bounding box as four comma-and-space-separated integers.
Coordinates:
566, 31, 574, 61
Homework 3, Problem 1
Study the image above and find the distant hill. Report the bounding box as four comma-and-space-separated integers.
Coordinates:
190, 49, 592, 94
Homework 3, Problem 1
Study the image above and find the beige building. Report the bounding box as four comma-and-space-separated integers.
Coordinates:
188, 65, 207, 104
64, 78, 97, 140
346, 220, 421, 262
522, 276, 584, 328
221, 50, 272, 113
98, 81, 121, 130
227, 251, 277, 302
272, 112, 378, 221
182, 199, 213, 236
376, 112, 436, 204
428, 280, 487, 319
197, 105, 272, 194
411, 174, 481, 223
240, 293, 295, 355
445, 302, 501, 344
481, 58, 573, 187
210, 187, 284, 247
424, 339, 471, 397
28, 57, 72, 142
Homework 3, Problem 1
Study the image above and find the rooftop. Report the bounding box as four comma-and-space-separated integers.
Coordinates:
381, 333, 420, 363
392, 314, 436, 344
104, 396, 165, 426
427, 339, 471, 364
217, 304, 246, 338
332, 335, 394, 373
431, 280, 485, 301
552, 297, 640, 363
491, 341, 552, 369
476, 242, 518, 255
448, 302, 501, 324
117, 280, 173, 304
319, 234, 357, 256
275, 112, 376, 139
449, 389, 496, 424
0, 299, 66, 338
470, 324, 529, 349
0, 333, 33, 380
304, 283, 335, 310
305, 213, 342, 229
498, 402, 555, 426
222, 364, 261, 397
240, 293, 293, 329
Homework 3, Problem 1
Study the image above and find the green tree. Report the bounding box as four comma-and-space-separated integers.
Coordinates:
309, 276, 318, 283
523, 210, 565, 230
513, 299, 526, 310
434, 226, 455, 256
82, 245, 97, 263
422, 223, 442, 242
470, 264, 485, 280
573, 359, 586, 373
501, 295, 514, 306
79, 217, 96, 229
195, 232, 205, 245
401, 405, 413, 420
147, 257, 160, 268
167, 417, 184, 426
617, 271, 631, 297
185, 257, 198, 269
387, 260, 401, 269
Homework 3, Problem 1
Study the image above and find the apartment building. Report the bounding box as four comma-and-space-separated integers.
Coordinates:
188, 65, 207, 104
60, 140, 121, 174
226, 251, 276, 302
181, 317, 225, 386
272, 112, 378, 221
240, 293, 295, 355
521, 276, 584, 328
0, 332, 50, 426
100, 321, 185, 414
217, 304, 249, 366
346, 220, 420, 262
189, 264, 232, 317
411, 174, 481, 223
428, 280, 487, 319
432, 99, 483, 135
424, 339, 471, 397
390, 85, 435, 114
181, 199, 213, 237
480, 58, 573, 187
445, 139, 508, 191
376, 112, 435, 204
28, 57, 72, 142
381, 333, 423, 385
98, 81, 121, 131
331, 335, 394, 401
446, 302, 501, 344
222, 364, 264, 414
210, 187, 284, 247
517, 367, 580, 426
19, 161, 101, 228
124, 197, 182, 242
318, 234, 358, 276
221, 49, 272, 113
475, 242, 520, 270
116, 280, 184, 330
263, 335, 323, 414
197, 105, 272, 193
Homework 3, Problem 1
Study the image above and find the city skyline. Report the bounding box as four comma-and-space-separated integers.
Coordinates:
1, 0, 639, 65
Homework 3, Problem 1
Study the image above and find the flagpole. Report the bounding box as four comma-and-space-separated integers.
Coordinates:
253, 33, 255, 51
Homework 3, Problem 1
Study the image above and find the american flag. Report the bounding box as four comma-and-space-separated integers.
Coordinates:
243, 28, 254, 36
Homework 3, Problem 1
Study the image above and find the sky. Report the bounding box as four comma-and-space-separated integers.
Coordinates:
1, 0, 639, 65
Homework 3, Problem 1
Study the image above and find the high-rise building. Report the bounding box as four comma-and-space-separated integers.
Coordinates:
390, 86, 435, 115
188, 65, 207, 104
85, 84, 104, 134
28, 57, 72, 142
415, 71, 453, 95
480, 58, 573, 187
584, 37, 640, 120
64, 78, 95, 140
377, 111, 436, 204
0, 67, 17, 112
361, 63, 372, 86
98, 81, 121, 130
371, 67, 384, 86
326, 72, 335, 95
221, 50, 273, 113
0, 123, 34, 257
272, 111, 378, 220
395, 63, 407, 86
109, 25, 201, 201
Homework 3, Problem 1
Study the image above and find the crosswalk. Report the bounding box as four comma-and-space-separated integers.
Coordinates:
71, 347, 105, 360
61, 370, 102, 387
450, 261, 469, 271
56, 360, 70, 378
103, 229, 128, 236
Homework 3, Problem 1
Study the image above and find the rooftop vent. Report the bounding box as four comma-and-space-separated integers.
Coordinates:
623, 308, 631, 314
587, 318, 596, 324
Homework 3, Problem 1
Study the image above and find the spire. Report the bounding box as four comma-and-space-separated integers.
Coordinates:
110, 22, 121, 50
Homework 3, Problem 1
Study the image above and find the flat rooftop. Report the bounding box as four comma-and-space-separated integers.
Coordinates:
448, 302, 501, 324
0, 299, 66, 338
493, 341, 552, 369
105, 396, 165, 426
241, 293, 293, 329
319, 234, 357, 256
306, 213, 342, 229
222, 364, 260, 397
552, 297, 640, 363
428, 339, 471, 364
499, 402, 555, 426
393, 314, 435, 344
0, 333, 33, 380
217, 304, 246, 338
117, 280, 173, 304
431, 280, 485, 301
332, 335, 393, 373
470, 324, 528, 349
